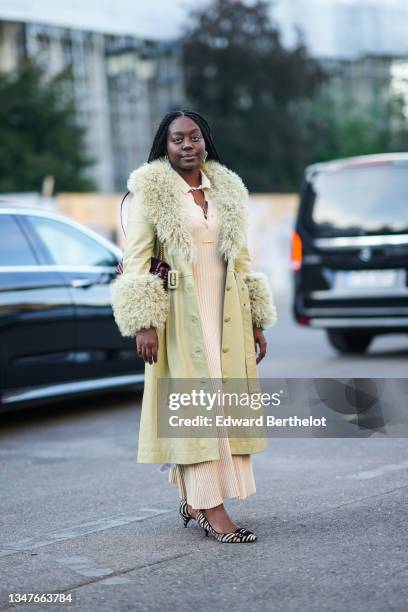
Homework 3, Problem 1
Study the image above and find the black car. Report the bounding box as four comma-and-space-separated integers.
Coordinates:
0, 205, 144, 412
292, 153, 408, 353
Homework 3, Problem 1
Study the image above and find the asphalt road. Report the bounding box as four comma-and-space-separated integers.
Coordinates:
262, 298, 408, 378
1, 298, 407, 612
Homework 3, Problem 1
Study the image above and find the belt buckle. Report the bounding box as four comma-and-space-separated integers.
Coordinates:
168, 269, 179, 289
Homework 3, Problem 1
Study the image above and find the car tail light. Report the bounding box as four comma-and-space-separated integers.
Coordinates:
291, 232, 302, 271
296, 315, 310, 326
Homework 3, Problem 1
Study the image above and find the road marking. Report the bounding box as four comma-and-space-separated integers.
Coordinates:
341, 460, 408, 480
54, 555, 132, 583
0, 507, 170, 558
55, 555, 115, 578
100, 576, 132, 585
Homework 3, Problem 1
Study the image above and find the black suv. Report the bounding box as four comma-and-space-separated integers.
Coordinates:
292, 153, 408, 353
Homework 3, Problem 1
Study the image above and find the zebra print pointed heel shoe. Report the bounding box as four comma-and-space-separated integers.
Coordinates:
196, 510, 257, 543
179, 499, 196, 527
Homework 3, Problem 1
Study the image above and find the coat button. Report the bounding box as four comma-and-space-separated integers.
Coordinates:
191, 316, 198, 323
222, 346, 229, 353
226, 284, 232, 291
195, 348, 202, 354
224, 315, 231, 322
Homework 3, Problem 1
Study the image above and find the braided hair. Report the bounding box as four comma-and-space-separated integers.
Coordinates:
148, 109, 222, 163
119, 110, 221, 235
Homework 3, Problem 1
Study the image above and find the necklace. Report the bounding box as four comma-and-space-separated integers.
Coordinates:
195, 199, 208, 220
189, 186, 208, 219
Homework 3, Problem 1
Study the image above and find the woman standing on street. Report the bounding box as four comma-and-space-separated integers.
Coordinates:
110, 110, 277, 543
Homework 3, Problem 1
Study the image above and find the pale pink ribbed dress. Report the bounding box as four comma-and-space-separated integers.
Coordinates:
168, 169, 256, 510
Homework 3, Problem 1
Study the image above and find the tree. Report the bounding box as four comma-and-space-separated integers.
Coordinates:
0, 60, 95, 193
182, 0, 326, 191
303, 79, 408, 163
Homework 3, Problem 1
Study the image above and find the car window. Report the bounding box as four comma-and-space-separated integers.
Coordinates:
0, 215, 37, 265
307, 163, 408, 236
27, 216, 117, 267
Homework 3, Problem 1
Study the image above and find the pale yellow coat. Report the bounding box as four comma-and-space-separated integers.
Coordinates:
110, 158, 278, 464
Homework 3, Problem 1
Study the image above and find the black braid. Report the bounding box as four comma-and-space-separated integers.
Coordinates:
119, 110, 221, 236
148, 109, 222, 163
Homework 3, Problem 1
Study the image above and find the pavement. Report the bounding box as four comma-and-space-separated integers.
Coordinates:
1, 298, 408, 611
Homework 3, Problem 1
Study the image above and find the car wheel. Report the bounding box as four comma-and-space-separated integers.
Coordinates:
326, 329, 374, 354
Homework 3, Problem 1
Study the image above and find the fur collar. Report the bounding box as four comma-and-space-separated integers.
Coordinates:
127, 158, 249, 263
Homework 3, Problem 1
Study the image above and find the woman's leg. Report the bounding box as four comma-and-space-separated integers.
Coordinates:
187, 502, 239, 532
181, 451, 256, 532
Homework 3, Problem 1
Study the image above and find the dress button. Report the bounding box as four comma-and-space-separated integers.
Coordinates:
222, 346, 229, 353
226, 285, 232, 291
224, 315, 231, 322
195, 348, 202, 354
191, 316, 198, 323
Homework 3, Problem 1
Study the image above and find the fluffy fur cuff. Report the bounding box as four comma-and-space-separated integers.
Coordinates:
110, 273, 169, 337
244, 272, 278, 329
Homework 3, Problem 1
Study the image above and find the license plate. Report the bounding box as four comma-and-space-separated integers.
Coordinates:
338, 270, 400, 289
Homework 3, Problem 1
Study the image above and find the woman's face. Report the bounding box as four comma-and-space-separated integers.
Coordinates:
166, 116, 206, 171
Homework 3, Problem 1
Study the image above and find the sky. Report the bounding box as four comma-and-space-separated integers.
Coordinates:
1, 0, 408, 58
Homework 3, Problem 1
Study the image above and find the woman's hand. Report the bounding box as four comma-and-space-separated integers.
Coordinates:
136, 327, 158, 365
253, 326, 267, 364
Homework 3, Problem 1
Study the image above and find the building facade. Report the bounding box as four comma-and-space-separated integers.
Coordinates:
0, 20, 185, 192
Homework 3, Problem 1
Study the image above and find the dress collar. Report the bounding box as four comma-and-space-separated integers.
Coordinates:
174, 168, 212, 194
